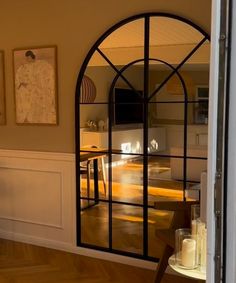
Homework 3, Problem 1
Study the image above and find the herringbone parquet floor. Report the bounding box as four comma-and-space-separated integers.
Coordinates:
0, 239, 200, 283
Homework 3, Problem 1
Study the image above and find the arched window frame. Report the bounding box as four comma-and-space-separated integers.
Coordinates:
75, 12, 210, 261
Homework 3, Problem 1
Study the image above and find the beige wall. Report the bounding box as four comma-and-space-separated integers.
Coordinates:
0, 0, 211, 153
149, 70, 209, 124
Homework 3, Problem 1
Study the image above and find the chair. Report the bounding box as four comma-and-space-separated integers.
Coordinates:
153, 200, 199, 283
80, 161, 92, 198
80, 146, 107, 198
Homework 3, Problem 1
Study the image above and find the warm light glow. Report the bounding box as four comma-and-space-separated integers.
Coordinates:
148, 139, 159, 153
121, 142, 132, 159
109, 160, 127, 167
113, 215, 155, 224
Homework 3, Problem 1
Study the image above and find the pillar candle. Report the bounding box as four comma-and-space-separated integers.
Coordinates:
200, 228, 207, 272
191, 220, 197, 235
197, 221, 206, 264
181, 238, 197, 268
197, 221, 205, 236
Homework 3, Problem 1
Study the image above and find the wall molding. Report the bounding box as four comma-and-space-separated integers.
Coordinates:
0, 167, 64, 229
0, 148, 75, 161
0, 148, 76, 248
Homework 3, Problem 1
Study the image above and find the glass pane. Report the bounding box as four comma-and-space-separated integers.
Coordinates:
197, 86, 209, 98
112, 204, 143, 254
111, 154, 143, 205
80, 149, 109, 203
178, 41, 210, 106
80, 104, 108, 134
185, 181, 201, 201
169, 156, 207, 184
151, 101, 185, 126
111, 127, 143, 155
111, 63, 144, 135
148, 102, 185, 157
83, 51, 118, 103
148, 126, 166, 154
81, 201, 109, 248
99, 18, 144, 67
149, 16, 205, 66
149, 68, 182, 103
148, 155, 184, 205
186, 123, 208, 163
148, 101, 208, 158
185, 40, 210, 67
193, 99, 209, 125
148, 207, 173, 258
186, 157, 207, 183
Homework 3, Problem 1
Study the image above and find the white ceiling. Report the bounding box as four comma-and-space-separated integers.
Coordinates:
89, 17, 210, 70
100, 17, 206, 49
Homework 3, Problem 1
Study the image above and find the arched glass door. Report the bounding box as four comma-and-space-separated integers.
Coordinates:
75, 13, 210, 260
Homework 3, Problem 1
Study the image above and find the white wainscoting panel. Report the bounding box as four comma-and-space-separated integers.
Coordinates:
0, 149, 76, 249
0, 149, 159, 271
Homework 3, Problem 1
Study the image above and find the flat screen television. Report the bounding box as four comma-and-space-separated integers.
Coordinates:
113, 87, 143, 125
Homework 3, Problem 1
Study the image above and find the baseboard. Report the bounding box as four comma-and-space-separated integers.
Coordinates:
0, 229, 157, 270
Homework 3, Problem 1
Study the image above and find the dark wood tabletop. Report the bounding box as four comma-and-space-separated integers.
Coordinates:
80, 148, 121, 162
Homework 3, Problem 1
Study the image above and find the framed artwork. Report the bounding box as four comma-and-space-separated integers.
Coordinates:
13, 46, 58, 125
0, 51, 6, 125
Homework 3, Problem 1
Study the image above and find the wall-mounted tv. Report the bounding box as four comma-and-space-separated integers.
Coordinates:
113, 87, 143, 125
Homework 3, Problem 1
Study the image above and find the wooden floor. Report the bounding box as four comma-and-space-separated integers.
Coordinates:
0, 239, 200, 283
80, 157, 193, 258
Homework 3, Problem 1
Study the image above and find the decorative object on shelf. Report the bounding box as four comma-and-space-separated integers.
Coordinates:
168, 254, 206, 280
13, 46, 58, 125
98, 119, 105, 131
175, 228, 198, 269
86, 119, 97, 131
80, 75, 96, 103
182, 238, 197, 268
149, 139, 159, 152
0, 50, 6, 125
194, 85, 209, 124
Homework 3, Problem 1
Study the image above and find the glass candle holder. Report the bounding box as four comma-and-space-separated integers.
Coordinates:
192, 219, 206, 271
200, 227, 207, 272
191, 204, 200, 235
175, 228, 198, 270
191, 204, 200, 220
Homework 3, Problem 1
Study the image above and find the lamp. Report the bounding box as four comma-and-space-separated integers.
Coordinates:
80, 75, 96, 103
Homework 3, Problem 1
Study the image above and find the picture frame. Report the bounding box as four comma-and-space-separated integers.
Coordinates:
13, 46, 58, 125
0, 50, 6, 125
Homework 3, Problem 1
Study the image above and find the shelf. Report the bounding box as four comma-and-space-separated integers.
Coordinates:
168, 255, 206, 280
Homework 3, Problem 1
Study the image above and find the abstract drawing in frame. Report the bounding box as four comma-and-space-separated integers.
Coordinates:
13, 46, 58, 125
0, 51, 6, 125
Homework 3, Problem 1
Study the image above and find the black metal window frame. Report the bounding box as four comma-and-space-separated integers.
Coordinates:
75, 12, 210, 261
